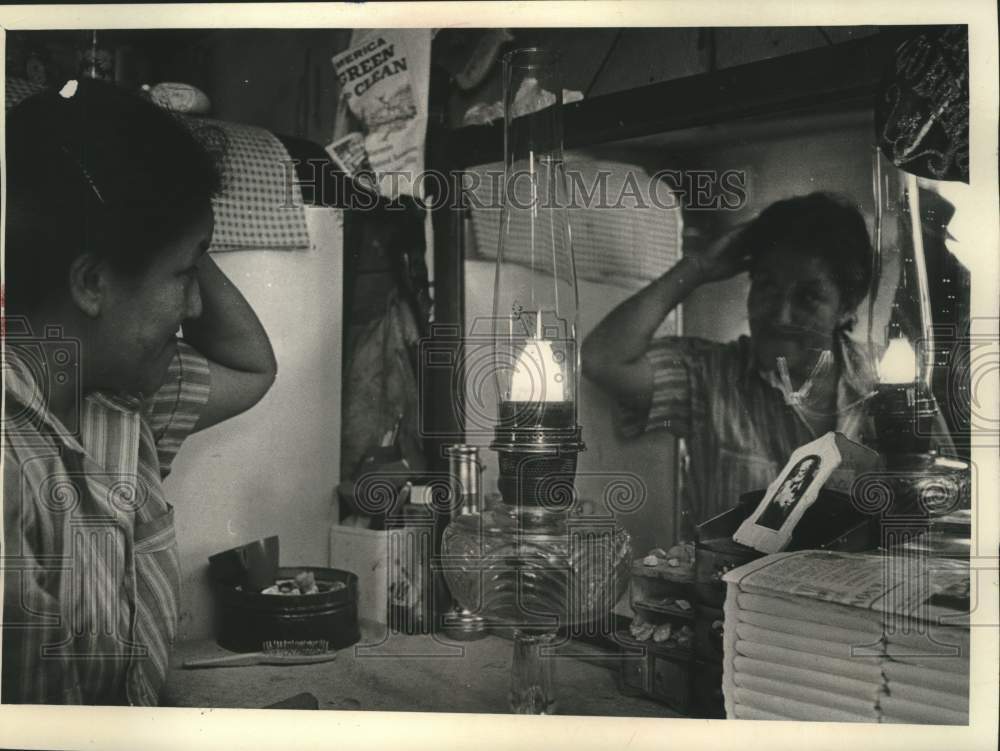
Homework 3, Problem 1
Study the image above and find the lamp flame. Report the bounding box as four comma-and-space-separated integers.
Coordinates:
879, 337, 918, 385
510, 338, 566, 402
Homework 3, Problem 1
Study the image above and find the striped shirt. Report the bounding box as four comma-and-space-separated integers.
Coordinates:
619, 334, 878, 529
2, 339, 210, 705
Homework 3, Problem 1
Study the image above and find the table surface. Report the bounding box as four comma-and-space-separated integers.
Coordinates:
163, 624, 679, 717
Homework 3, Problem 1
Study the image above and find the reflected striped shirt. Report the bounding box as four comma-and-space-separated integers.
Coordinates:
2, 339, 210, 705
618, 334, 877, 528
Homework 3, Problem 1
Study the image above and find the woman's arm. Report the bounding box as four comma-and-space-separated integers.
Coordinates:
581, 226, 749, 406
181, 254, 277, 431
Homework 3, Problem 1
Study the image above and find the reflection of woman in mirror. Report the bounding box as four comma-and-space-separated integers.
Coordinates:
582, 193, 875, 524
756, 455, 821, 530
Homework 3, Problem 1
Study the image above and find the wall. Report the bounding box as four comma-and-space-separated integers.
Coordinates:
203, 29, 352, 145
163, 207, 343, 641
668, 109, 878, 344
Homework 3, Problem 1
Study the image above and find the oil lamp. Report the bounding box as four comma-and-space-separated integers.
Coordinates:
870, 150, 939, 466
867, 151, 971, 548
441, 48, 631, 714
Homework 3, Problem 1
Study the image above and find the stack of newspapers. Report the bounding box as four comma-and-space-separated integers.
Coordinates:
721, 550, 969, 724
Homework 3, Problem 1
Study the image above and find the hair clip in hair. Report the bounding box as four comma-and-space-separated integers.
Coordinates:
55, 80, 103, 203
58, 145, 105, 204
59, 80, 79, 99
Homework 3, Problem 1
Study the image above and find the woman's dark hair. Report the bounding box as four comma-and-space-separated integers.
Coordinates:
741, 192, 873, 311
5, 79, 225, 313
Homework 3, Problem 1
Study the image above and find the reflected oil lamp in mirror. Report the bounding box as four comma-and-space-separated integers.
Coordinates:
868, 150, 970, 538
870, 150, 940, 468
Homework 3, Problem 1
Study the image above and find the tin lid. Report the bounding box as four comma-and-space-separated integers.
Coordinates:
444, 444, 480, 457
208, 535, 280, 591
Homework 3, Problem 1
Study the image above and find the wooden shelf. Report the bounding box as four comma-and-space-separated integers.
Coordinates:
633, 599, 695, 620
436, 30, 905, 169
617, 629, 694, 661
631, 561, 695, 585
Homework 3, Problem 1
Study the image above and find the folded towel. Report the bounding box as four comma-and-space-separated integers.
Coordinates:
886, 680, 969, 713
882, 643, 969, 674
736, 592, 884, 635
732, 656, 882, 702
734, 673, 878, 717
883, 622, 969, 658
733, 703, 789, 721
881, 659, 969, 694
734, 619, 881, 661
723, 553, 970, 725
879, 695, 968, 725
733, 687, 876, 723
734, 639, 885, 684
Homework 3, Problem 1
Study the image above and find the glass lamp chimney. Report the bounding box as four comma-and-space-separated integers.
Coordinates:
871, 150, 938, 461
492, 47, 579, 437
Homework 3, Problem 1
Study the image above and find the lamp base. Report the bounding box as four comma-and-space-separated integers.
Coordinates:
441, 606, 488, 641
495, 450, 578, 508
492, 408, 584, 508
872, 384, 937, 459
509, 629, 557, 714
441, 411, 629, 714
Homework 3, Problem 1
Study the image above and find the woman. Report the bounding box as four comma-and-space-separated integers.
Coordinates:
3, 80, 277, 705
581, 193, 876, 526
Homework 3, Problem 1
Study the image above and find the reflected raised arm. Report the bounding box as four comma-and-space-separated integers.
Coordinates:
581, 226, 748, 406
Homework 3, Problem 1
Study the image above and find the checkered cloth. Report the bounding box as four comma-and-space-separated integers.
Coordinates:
188, 117, 309, 252
5, 78, 309, 252
467, 155, 683, 290
4, 77, 44, 109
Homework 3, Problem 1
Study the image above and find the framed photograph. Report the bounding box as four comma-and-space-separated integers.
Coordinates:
754, 454, 823, 531
734, 433, 842, 553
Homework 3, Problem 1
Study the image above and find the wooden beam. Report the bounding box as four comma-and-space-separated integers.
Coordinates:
442, 30, 905, 168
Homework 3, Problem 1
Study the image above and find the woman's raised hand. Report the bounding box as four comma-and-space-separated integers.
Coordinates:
688, 223, 752, 283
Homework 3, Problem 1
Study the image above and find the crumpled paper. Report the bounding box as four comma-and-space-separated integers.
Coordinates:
463, 78, 583, 126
